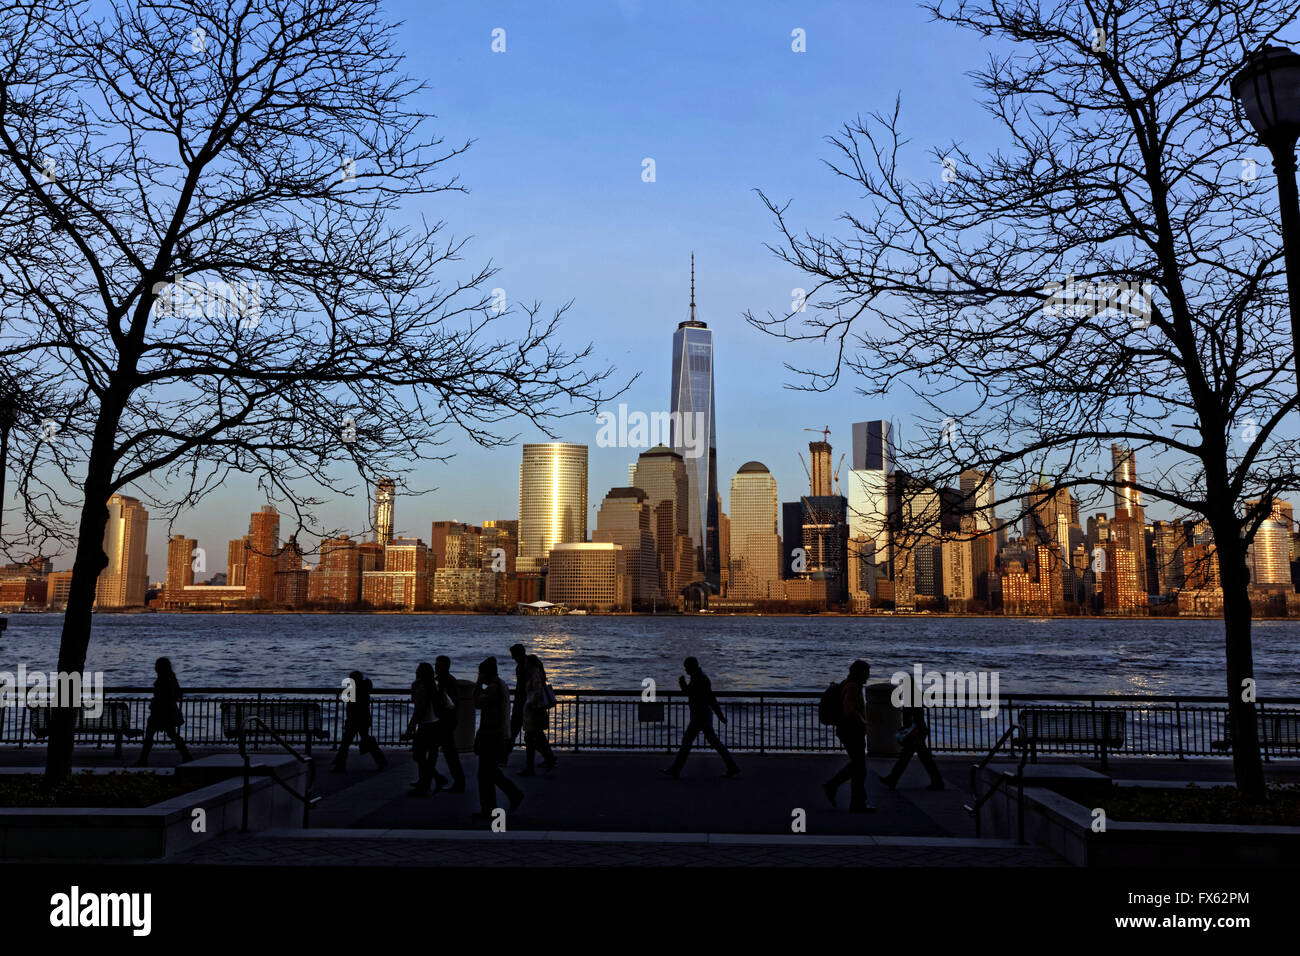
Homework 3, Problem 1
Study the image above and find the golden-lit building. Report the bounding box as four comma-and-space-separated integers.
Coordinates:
1102, 543, 1146, 614
518, 443, 588, 561
374, 478, 396, 548
163, 534, 197, 609
244, 506, 280, 603
362, 537, 429, 609
546, 542, 628, 610
727, 462, 781, 600
95, 494, 149, 608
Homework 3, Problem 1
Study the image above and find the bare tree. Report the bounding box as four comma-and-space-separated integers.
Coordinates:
749, 0, 1300, 799
0, 0, 619, 782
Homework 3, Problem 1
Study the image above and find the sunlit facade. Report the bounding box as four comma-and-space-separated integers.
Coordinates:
95, 494, 149, 608
518, 443, 588, 561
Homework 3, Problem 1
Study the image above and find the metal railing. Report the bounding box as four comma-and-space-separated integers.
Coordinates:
3, 689, 1299, 758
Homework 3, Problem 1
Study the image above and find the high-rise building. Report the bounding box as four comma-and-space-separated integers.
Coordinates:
227, 536, 249, 587
374, 478, 396, 547
728, 462, 782, 600
669, 254, 719, 585
632, 445, 693, 598
308, 535, 361, 605
1112, 444, 1148, 593
846, 420, 895, 589
518, 443, 588, 561
244, 506, 280, 602
959, 469, 998, 600
1246, 498, 1294, 588
1149, 520, 1186, 595
1102, 542, 1145, 613
593, 487, 660, 606
362, 537, 429, 609
165, 534, 197, 598
808, 438, 833, 497
95, 494, 149, 608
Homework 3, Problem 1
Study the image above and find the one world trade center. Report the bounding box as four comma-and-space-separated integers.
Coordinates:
669, 254, 719, 587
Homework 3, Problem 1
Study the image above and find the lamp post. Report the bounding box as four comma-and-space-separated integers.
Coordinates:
1232, 45, 1300, 405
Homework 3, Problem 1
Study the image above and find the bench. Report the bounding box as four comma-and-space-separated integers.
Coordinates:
1018, 706, 1126, 769
221, 701, 327, 754
28, 701, 142, 757
1212, 711, 1300, 755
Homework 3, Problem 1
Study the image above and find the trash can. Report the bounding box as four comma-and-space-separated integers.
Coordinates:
865, 680, 902, 755
453, 678, 477, 752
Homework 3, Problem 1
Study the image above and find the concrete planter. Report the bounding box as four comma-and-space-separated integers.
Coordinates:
0, 754, 308, 860
975, 766, 1300, 866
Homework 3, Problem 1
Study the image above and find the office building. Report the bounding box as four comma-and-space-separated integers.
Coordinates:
669, 255, 719, 584
593, 487, 660, 606
546, 542, 629, 610
374, 478, 396, 547
518, 443, 588, 561
95, 494, 149, 608
846, 420, 895, 587
632, 445, 694, 597
1246, 498, 1294, 588
728, 462, 782, 600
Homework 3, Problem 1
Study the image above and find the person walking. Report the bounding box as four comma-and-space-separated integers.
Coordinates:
661, 657, 740, 779
822, 659, 875, 813
433, 655, 466, 792
881, 696, 945, 791
518, 653, 557, 776
331, 670, 386, 773
134, 657, 192, 766
508, 643, 529, 747
473, 657, 524, 820
403, 662, 449, 796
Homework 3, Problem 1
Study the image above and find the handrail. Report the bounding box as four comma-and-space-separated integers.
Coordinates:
963, 723, 1025, 842
237, 715, 319, 832
89, 686, 1300, 703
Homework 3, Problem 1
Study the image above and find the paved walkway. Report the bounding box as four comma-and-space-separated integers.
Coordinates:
8, 745, 1294, 867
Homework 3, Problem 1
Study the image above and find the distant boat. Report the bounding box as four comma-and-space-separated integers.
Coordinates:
567, 609, 588, 616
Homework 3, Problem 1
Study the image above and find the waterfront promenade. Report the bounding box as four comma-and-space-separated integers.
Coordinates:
5, 745, 1296, 866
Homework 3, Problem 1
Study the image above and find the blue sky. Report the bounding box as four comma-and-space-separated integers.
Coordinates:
134, 1, 1010, 575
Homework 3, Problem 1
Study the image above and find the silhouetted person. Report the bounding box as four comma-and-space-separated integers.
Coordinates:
508, 643, 529, 745
134, 657, 192, 766
473, 656, 524, 820
518, 653, 557, 776
661, 657, 740, 779
822, 660, 875, 812
331, 670, 386, 773
882, 699, 945, 791
433, 655, 465, 792
403, 662, 448, 796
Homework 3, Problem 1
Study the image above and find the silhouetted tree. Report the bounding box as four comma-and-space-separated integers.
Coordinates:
0, 1, 617, 782
750, 0, 1300, 799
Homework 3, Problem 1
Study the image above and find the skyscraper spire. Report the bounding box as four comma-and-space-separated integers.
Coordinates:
689, 251, 696, 324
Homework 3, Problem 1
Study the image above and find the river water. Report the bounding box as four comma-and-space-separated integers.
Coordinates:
1, 612, 1296, 697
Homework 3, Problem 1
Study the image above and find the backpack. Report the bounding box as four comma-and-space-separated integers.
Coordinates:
818, 682, 844, 725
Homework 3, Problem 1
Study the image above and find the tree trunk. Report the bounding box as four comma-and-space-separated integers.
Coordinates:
43, 399, 123, 783
1214, 523, 1267, 801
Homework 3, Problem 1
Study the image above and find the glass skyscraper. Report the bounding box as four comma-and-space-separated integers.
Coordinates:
518, 442, 588, 561
669, 254, 718, 585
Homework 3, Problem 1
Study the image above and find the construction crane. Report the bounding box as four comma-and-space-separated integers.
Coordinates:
804, 426, 831, 443
797, 451, 812, 484
833, 453, 846, 496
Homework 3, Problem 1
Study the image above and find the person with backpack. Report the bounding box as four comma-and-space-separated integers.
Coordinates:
403, 662, 449, 796
472, 656, 524, 821
660, 656, 740, 779
331, 670, 387, 773
821, 659, 875, 812
433, 656, 465, 792
518, 653, 557, 776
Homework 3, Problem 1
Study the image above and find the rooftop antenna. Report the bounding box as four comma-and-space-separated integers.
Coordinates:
689, 252, 696, 324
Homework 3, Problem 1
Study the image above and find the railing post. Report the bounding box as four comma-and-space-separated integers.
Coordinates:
759, 696, 766, 754
572, 694, 580, 753
1174, 701, 1185, 760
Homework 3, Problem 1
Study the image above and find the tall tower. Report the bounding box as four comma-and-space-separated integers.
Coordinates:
669, 253, 719, 585
808, 439, 833, 497
729, 462, 781, 599
95, 494, 149, 608
374, 478, 396, 547
518, 443, 588, 562
1111, 444, 1148, 594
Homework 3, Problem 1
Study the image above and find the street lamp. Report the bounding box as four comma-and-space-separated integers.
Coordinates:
1232, 45, 1300, 405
